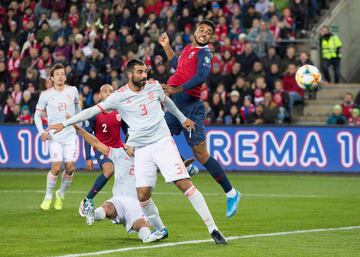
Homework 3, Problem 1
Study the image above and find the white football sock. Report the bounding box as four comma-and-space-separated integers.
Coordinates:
185, 185, 218, 233
94, 207, 106, 220
226, 188, 237, 198
138, 226, 152, 240
140, 198, 165, 230
45, 171, 58, 199
59, 170, 74, 198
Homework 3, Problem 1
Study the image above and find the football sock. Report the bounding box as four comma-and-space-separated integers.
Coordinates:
140, 198, 165, 230
94, 207, 106, 220
138, 227, 152, 240
185, 185, 218, 233
86, 174, 109, 199
203, 157, 233, 193
59, 170, 74, 198
226, 188, 237, 198
45, 171, 58, 199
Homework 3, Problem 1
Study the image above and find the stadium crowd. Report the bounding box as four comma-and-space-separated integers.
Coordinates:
0, 0, 341, 125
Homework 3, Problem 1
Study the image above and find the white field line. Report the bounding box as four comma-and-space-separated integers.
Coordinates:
0, 189, 358, 199
55, 226, 360, 257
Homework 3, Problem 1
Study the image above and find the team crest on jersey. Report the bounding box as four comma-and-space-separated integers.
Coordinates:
188, 51, 195, 59
67, 94, 72, 100
116, 114, 121, 121
148, 91, 155, 100
204, 56, 211, 63
126, 99, 132, 104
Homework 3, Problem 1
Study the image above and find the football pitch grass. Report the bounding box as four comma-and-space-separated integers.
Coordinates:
0, 171, 359, 257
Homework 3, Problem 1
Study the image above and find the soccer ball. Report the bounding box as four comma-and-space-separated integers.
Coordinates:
295, 65, 321, 90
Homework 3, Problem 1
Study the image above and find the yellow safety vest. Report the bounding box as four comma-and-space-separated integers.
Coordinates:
321, 35, 342, 59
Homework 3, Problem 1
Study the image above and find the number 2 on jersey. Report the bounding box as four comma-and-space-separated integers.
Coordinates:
102, 123, 107, 133
139, 104, 148, 116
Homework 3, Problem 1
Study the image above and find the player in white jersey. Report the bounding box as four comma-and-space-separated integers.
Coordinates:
49, 59, 226, 245
34, 64, 81, 210
73, 123, 152, 241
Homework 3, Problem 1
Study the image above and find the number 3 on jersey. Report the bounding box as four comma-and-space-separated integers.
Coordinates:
139, 104, 148, 116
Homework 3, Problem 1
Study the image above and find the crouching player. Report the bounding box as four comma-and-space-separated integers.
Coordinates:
74, 123, 152, 242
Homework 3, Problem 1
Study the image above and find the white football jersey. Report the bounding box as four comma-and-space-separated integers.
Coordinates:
98, 81, 171, 147
108, 147, 137, 199
36, 86, 80, 139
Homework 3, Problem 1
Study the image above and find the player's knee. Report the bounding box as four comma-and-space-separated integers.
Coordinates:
192, 142, 210, 164
102, 163, 114, 178
175, 178, 193, 193
51, 162, 62, 174
64, 162, 75, 174
102, 203, 116, 219
137, 188, 151, 202
132, 218, 150, 231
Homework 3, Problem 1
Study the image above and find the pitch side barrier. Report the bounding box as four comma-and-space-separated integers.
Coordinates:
0, 124, 359, 172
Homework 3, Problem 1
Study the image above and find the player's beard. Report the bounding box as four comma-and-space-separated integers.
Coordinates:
131, 77, 146, 88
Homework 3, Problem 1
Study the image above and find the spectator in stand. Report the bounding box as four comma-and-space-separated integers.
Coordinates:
280, 8, 295, 40
319, 25, 342, 83
273, 79, 290, 123
67, 5, 80, 29
150, 63, 170, 84
255, 0, 271, 16
341, 93, 354, 119
20, 89, 36, 114
226, 90, 242, 111
11, 82, 22, 104
249, 104, 265, 125
232, 77, 253, 103
3, 96, 17, 123
327, 104, 347, 125
283, 63, 304, 115
348, 108, 360, 126
215, 83, 228, 105
261, 46, 282, 73
241, 95, 255, 124
47, 11, 61, 31
209, 92, 225, 124
263, 91, 278, 124
248, 61, 266, 84
19, 105, 32, 124
253, 76, 267, 106
223, 62, 243, 91
236, 42, 260, 77
291, 0, 308, 35
262, 2, 280, 22
86, 67, 104, 93
225, 105, 242, 125
36, 21, 54, 43
221, 50, 236, 76
54, 19, 71, 41
79, 85, 93, 109
208, 63, 223, 92
242, 5, 260, 31
215, 16, 228, 43
266, 63, 282, 92
54, 36, 71, 62
247, 21, 275, 58
281, 45, 297, 72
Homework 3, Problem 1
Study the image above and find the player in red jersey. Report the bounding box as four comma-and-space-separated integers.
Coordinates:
79, 84, 128, 223
159, 20, 241, 218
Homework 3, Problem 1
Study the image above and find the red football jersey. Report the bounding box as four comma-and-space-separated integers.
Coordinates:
94, 110, 123, 148
168, 44, 212, 99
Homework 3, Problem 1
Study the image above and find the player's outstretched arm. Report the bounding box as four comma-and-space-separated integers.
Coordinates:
159, 33, 178, 69
162, 96, 195, 130
48, 105, 102, 133
74, 124, 109, 156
